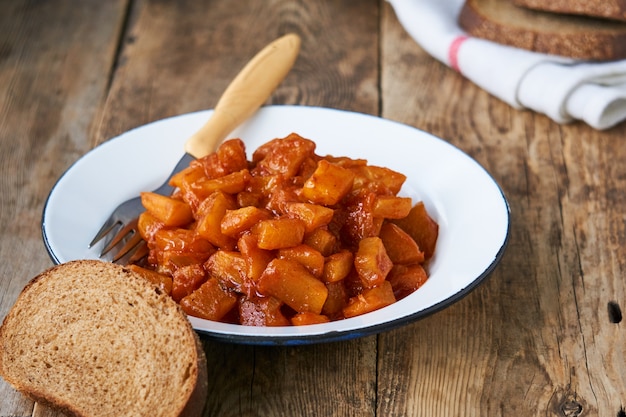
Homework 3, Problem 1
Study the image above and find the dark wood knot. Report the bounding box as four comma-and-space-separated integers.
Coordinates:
559, 398, 583, 417
608, 301, 622, 324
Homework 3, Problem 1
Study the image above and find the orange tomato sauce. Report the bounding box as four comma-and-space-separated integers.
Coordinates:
129, 133, 438, 326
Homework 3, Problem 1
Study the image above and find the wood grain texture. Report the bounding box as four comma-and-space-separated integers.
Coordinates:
381, 2, 626, 416
95, 0, 379, 145
0, 1, 129, 415
1, 0, 380, 416
1, 0, 625, 416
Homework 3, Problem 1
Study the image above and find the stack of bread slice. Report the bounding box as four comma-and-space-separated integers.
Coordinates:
0, 260, 207, 417
459, 0, 626, 60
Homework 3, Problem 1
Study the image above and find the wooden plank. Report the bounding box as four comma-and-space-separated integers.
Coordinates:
0, 1, 129, 416
201, 339, 378, 416
380, 2, 626, 416
94, 0, 381, 416
7, 1, 622, 416
96, 0, 380, 144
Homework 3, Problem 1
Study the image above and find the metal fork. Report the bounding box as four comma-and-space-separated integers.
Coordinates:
89, 33, 301, 263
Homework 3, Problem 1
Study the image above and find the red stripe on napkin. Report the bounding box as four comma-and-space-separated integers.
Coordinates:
449, 35, 469, 72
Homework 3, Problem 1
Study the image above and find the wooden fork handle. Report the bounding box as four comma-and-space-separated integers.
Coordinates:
184, 33, 301, 158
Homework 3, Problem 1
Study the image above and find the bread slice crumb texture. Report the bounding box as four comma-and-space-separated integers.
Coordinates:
0, 260, 201, 417
512, 0, 626, 22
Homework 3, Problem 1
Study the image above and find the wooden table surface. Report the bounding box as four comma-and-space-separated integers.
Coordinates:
2, 1, 625, 416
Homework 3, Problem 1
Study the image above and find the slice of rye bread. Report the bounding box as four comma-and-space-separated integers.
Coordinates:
512, 0, 626, 22
0, 260, 207, 417
458, 0, 626, 60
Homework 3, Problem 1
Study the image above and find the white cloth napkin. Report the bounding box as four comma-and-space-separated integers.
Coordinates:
387, 0, 626, 130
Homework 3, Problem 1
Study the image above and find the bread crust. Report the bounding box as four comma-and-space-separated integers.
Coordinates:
0, 260, 207, 417
459, 0, 626, 60
513, 0, 626, 22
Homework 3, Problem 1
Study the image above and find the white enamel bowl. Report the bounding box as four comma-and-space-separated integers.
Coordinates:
43, 105, 510, 345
